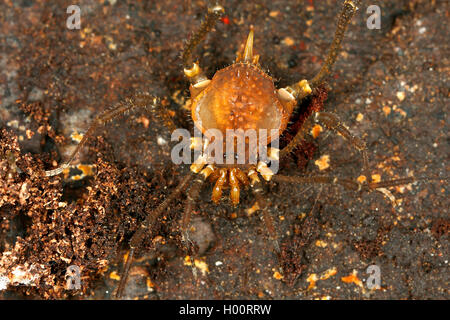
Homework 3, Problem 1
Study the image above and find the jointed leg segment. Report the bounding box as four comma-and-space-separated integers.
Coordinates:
116, 173, 193, 298
252, 181, 282, 264
181, 176, 206, 252
273, 174, 363, 192
309, 0, 358, 89
283, 0, 359, 100
180, 176, 207, 277
182, 3, 224, 84
314, 112, 370, 180
280, 111, 370, 181
271, 174, 443, 194
45, 92, 176, 177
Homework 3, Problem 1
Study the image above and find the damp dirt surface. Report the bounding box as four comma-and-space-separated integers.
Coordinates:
0, 0, 448, 299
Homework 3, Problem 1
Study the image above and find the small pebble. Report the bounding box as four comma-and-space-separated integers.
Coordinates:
157, 136, 167, 145
396, 91, 406, 101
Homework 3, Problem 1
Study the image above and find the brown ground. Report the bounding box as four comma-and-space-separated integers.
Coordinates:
0, 0, 448, 299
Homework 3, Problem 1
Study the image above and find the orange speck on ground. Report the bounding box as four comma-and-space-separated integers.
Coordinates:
341, 270, 363, 287
184, 255, 192, 266
269, 11, 280, 18
307, 267, 337, 290
146, 278, 154, 290
152, 235, 163, 244
62, 167, 70, 178
246, 201, 260, 216
315, 240, 328, 248
315, 154, 330, 171
394, 107, 407, 117
26, 129, 34, 139
109, 271, 120, 281
356, 113, 364, 122
184, 256, 209, 275
357, 175, 367, 184
306, 273, 318, 290
273, 271, 283, 280
371, 174, 381, 183
311, 124, 323, 138
382, 106, 391, 116
322, 267, 337, 280
282, 36, 295, 46
70, 131, 84, 142
194, 259, 209, 275
396, 91, 406, 101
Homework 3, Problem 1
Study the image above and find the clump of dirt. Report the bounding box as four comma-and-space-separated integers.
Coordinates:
0, 129, 173, 298
280, 211, 321, 286
353, 224, 392, 260
431, 219, 449, 240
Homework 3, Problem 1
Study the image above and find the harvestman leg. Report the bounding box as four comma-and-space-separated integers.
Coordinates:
252, 181, 283, 272
280, 111, 371, 181
44, 92, 176, 177
270, 175, 446, 193
282, 0, 359, 100
116, 2, 223, 298
182, 2, 224, 84
181, 176, 207, 277
253, 173, 445, 279
250, 173, 394, 276
278, 1, 367, 179
116, 174, 193, 298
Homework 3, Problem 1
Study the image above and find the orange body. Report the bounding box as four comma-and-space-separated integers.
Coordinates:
191, 63, 294, 144
186, 28, 296, 205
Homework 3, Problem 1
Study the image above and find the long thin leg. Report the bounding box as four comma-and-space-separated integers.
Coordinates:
182, 2, 224, 83
279, 111, 315, 160
272, 174, 446, 193
309, 0, 359, 89
315, 112, 369, 180
273, 174, 362, 191
283, 0, 359, 100
251, 181, 282, 271
45, 92, 176, 177
115, 173, 193, 299
280, 111, 370, 181
181, 176, 206, 276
